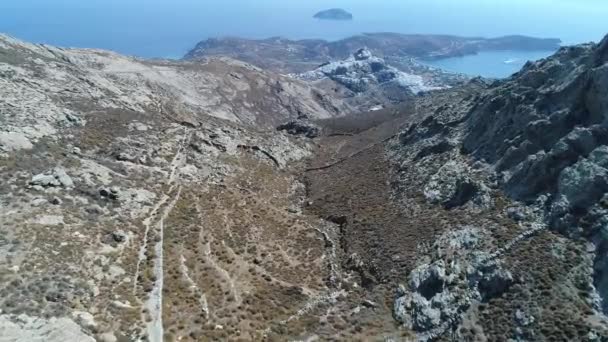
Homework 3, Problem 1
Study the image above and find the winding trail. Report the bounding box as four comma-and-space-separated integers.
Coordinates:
261, 219, 346, 337
180, 254, 209, 316
203, 240, 241, 305
305, 133, 400, 172
133, 195, 170, 294
137, 128, 191, 342
480, 222, 547, 265
145, 186, 182, 342
262, 290, 347, 338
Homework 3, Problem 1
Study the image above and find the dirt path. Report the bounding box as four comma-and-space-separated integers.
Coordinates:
137, 128, 191, 342
145, 186, 181, 342
133, 195, 170, 294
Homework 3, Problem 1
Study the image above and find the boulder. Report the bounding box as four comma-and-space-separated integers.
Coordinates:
99, 188, 118, 200
30, 167, 74, 188
111, 231, 127, 243
30, 174, 61, 187
476, 264, 514, 300
53, 168, 74, 188
0, 132, 33, 152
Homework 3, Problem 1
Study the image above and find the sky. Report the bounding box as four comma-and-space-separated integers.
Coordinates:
0, 0, 606, 58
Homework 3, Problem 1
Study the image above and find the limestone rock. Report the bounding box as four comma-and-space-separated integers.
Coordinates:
72, 311, 97, 329
394, 228, 513, 340
423, 161, 492, 209
296, 48, 443, 96
97, 332, 117, 342
0, 314, 95, 342
461, 39, 608, 234
30, 167, 74, 188
30, 174, 61, 187
354, 48, 373, 61
0, 132, 33, 152
111, 231, 127, 243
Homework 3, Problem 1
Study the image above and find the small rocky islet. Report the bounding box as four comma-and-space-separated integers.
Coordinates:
313, 8, 353, 21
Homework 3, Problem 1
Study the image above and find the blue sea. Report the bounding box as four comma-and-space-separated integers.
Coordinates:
1, 0, 607, 77
425, 50, 558, 79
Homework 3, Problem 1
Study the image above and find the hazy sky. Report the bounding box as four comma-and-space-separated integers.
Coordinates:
0, 0, 606, 57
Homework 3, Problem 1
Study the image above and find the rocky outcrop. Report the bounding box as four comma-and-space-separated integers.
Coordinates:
277, 119, 321, 139
30, 167, 74, 188
463, 40, 607, 203
423, 160, 492, 209
0, 314, 95, 342
406, 34, 608, 238
296, 48, 443, 95
386, 35, 608, 341
461, 38, 608, 304
394, 228, 513, 340
291, 48, 447, 109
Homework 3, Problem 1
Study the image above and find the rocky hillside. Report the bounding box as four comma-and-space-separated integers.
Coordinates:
0, 34, 350, 341
291, 34, 608, 341
383, 35, 608, 340
292, 47, 459, 111
183, 33, 562, 73
1, 31, 607, 342
0, 33, 349, 149
462, 34, 608, 313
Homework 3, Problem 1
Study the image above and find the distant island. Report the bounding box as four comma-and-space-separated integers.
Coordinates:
184, 33, 561, 73
313, 8, 353, 21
